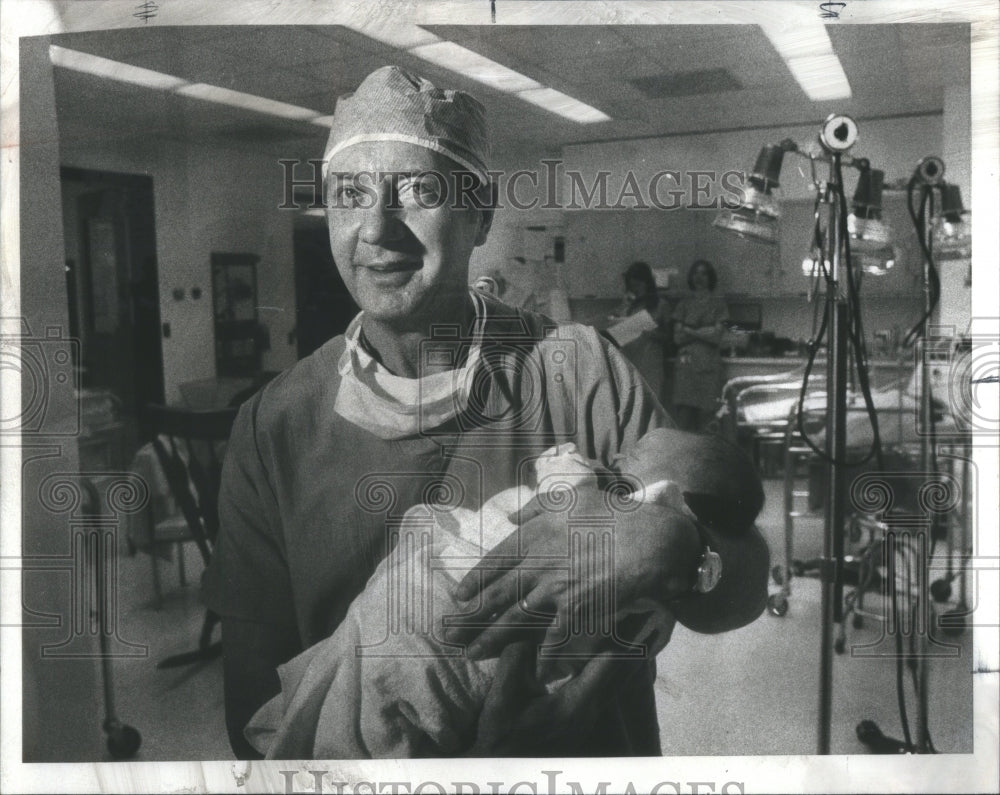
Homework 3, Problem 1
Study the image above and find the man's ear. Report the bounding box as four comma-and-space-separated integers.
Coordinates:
475, 207, 495, 247
473, 181, 498, 247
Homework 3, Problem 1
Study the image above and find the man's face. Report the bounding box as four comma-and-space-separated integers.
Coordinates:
325, 141, 491, 328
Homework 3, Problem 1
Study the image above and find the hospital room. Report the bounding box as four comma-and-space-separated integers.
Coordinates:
12, 4, 994, 783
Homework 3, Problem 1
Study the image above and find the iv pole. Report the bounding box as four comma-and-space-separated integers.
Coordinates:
716, 114, 888, 753
814, 113, 859, 755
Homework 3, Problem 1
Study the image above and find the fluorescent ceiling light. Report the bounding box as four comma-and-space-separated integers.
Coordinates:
516, 87, 611, 124
176, 83, 320, 121
785, 54, 852, 101
49, 45, 188, 90
762, 24, 834, 61
410, 41, 543, 93
346, 22, 610, 124
760, 21, 852, 101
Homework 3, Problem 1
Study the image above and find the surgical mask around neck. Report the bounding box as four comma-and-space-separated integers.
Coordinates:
333, 292, 488, 439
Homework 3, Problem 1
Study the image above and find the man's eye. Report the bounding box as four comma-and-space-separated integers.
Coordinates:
400, 180, 442, 203
329, 184, 363, 206
338, 185, 361, 201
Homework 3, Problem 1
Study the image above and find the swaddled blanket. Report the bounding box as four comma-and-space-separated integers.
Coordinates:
245, 444, 681, 759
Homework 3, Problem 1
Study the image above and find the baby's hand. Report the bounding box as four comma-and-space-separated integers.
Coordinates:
635, 479, 691, 515
533, 443, 600, 493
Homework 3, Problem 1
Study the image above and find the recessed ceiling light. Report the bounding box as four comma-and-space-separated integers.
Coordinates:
409, 41, 543, 93
516, 87, 611, 124
49, 45, 188, 91
176, 83, 320, 121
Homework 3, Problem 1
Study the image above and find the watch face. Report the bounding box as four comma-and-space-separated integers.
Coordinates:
698, 549, 723, 593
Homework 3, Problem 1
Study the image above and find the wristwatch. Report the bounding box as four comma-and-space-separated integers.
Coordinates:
693, 545, 723, 594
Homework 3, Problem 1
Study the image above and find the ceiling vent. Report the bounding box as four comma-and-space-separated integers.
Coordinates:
630, 68, 743, 98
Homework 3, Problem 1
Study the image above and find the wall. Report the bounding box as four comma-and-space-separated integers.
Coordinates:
938, 83, 972, 333
18, 34, 104, 763
556, 114, 946, 302
467, 148, 566, 313
488, 111, 973, 349
59, 137, 298, 403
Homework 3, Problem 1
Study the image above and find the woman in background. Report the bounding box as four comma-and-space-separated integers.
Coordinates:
672, 260, 728, 432
616, 261, 669, 404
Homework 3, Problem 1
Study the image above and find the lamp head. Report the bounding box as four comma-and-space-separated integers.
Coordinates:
847, 166, 892, 259
854, 247, 897, 276
933, 183, 971, 260
851, 168, 885, 219
712, 143, 793, 244
940, 183, 967, 222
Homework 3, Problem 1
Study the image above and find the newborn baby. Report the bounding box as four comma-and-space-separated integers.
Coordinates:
245, 429, 762, 759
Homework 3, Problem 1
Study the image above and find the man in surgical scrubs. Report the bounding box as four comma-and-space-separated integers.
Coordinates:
204, 66, 769, 759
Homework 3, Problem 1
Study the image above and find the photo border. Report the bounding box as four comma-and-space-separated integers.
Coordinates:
2, 1, 997, 792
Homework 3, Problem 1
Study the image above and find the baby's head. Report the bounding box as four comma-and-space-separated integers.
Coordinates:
616, 427, 764, 535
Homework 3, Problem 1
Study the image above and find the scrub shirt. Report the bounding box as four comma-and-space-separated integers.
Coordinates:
203, 296, 674, 756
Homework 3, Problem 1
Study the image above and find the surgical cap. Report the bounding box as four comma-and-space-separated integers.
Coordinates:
323, 65, 491, 183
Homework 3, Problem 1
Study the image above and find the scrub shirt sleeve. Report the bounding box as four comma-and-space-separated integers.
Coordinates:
572, 327, 674, 466
202, 399, 297, 629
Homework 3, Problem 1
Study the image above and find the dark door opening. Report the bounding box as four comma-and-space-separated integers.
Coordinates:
61, 167, 164, 453
293, 219, 358, 359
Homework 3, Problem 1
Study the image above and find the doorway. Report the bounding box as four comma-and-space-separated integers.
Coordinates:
293, 217, 358, 359
61, 167, 164, 461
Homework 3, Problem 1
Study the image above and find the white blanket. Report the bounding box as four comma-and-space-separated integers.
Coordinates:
246, 446, 676, 759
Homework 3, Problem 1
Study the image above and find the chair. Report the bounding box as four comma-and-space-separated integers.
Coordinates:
139, 404, 238, 668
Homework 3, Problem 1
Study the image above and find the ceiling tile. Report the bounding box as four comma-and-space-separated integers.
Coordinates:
48, 24, 967, 161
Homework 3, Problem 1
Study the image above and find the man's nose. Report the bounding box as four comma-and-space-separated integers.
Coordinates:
358, 188, 402, 245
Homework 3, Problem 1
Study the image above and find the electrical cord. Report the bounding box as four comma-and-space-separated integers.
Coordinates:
835, 157, 884, 471
793, 160, 884, 469
891, 533, 914, 751
903, 180, 942, 346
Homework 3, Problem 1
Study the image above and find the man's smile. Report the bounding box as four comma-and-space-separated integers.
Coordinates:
359, 258, 421, 273
357, 258, 422, 287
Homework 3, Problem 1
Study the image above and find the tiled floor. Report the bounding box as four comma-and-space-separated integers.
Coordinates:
98, 478, 974, 761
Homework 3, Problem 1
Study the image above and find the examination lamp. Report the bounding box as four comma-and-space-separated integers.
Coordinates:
712, 142, 792, 244
846, 166, 895, 275
931, 183, 972, 260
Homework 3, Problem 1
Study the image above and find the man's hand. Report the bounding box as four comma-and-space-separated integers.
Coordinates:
445, 486, 701, 665
463, 641, 640, 756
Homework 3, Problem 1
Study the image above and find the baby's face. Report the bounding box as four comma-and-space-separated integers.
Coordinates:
616, 427, 687, 484
533, 443, 598, 492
